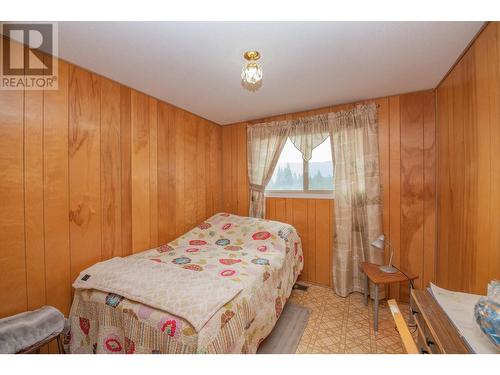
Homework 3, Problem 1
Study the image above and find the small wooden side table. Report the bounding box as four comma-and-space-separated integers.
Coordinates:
360, 262, 418, 332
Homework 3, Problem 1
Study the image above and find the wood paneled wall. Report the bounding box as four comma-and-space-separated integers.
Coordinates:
267, 198, 334, 287
222, 91, 436, 299
0, 55, 222, 319
436, 22, 500, 294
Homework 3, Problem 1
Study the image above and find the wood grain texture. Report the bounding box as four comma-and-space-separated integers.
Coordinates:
221, 126, 231, 213
388, 95, 402, 300
411, 289, 471, 353
488, 23, 500, 287
120, 86, 132, 257
196, 117, 207, 223
43, 60, 71, 315
25, 88, 46, 310
387, 299, 419, 354
183, 112, 197, 232
174, 110, 187, 237
422, 91, 437, 292
221, 93, 437, 297
400, 92, 425, 301
221, 124, 249, 215
100, 78, 121, 259
156, 103, 223, 245
266, 198, 333, 287
0, 53, 222, 319
43, 62, 72, 352
131, 90, 150, 252
149, 97, 158, 248
68, 66, 102, 282
436, 22, 500, 294
0, 76, 26, 317
157, 102, 174, 243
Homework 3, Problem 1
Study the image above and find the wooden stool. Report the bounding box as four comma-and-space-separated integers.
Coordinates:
360, 262, 418, 332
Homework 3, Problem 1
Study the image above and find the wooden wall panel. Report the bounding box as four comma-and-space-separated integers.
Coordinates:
488, 24, 500, 286
196, 118, 207, 223
436, 22, 500, 294
221, 124, 249, 216
314, 199, 333, 287
474, 31, 492, 293
120, 86, 132, 257
378, 97, 390, 243
183, 113, 197, 232
438, 73, 451, 289
221, 92, 436, 296
100, 78, 122, 259
25, 89, 45, 310
68, 66, 102, 282
306, 199, 317, 282
221, 126, 232, 213
131, 90, 150, 252
156, 105, 223, 245
174, 110, 185, 237
398, 91, 436, 301
388, 95, 402, 299
212, 124, 223, 212
400, 92, 424, 300
205, 125, 215, 215
265, 198, 334, 287
149, 97, 159, 248
43, 60, 71, 315
0, 77, 26, 317
0, 52, 222, 320
292, 199, 308, 280
157, 102, 175, 243
236, 125, 249, 216
423, 91, 437, 292
26, 83, 48, 349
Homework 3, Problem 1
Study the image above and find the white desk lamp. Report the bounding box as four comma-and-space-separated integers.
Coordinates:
370, 234, 398, 273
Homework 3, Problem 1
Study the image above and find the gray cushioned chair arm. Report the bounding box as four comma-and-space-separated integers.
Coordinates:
0, 305, 65, 354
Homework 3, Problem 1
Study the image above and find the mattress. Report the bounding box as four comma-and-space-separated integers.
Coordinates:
67, 213, 303, 354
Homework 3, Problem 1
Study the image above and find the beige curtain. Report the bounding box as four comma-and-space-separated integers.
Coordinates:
288, 115, 329, 161
247, 122, 290, 218
329, 103, 383, 297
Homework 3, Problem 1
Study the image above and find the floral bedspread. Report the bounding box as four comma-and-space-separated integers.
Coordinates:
67, 213, 303, 354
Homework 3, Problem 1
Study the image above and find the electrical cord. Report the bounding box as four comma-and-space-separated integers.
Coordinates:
394, 324, 418, 335
390, 264, 417, 330
391, 264, 415, 290
380, 239, 417, 330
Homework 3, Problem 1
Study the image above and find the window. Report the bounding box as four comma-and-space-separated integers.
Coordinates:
266, 138, 303, 191
308, 138, 334, 191
266, 137, 334, 195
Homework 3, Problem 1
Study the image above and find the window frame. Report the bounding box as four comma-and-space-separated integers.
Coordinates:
265, 137, 334, 198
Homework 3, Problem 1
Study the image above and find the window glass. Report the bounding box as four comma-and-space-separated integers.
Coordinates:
308, 137, 334, 190
266, 138, 304, 190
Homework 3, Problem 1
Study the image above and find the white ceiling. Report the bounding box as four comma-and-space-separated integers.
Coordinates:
52, 22, 483, 124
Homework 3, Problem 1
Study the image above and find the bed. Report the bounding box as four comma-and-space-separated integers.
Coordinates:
67, 213, 303, 354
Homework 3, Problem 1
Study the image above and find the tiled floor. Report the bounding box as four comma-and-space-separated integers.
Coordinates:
289, 283, 413, 354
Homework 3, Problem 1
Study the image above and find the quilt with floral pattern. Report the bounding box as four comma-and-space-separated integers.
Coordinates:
67, 213, 303, 354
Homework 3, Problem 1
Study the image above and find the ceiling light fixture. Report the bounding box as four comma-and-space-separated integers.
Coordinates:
241, 51, 263, 91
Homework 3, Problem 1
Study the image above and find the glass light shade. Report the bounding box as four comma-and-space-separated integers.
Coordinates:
241, 62, 263, 85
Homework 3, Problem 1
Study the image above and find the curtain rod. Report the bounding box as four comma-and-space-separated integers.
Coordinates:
247, 102, 379, 126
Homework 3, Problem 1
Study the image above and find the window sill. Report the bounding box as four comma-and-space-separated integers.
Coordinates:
265, 192, 334, 200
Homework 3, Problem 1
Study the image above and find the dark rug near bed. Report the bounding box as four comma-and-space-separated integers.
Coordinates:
257, 302, 311, 354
